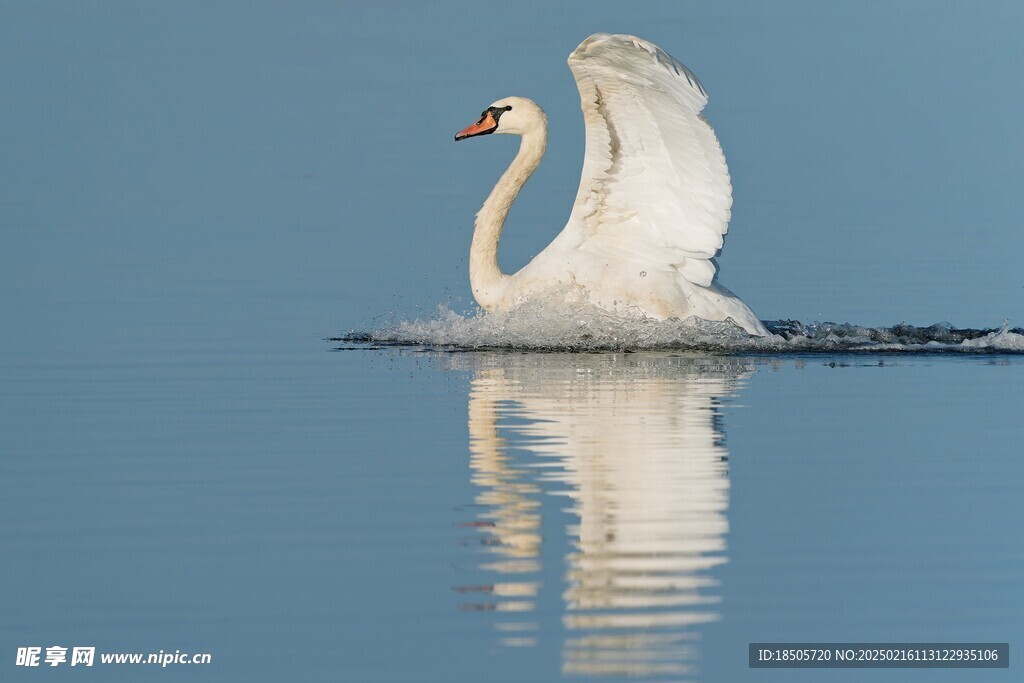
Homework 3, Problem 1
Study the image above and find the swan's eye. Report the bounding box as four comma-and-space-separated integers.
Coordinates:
505, 105, 512, 111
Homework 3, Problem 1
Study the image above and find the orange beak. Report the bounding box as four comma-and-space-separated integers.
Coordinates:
455, 111, 498, 141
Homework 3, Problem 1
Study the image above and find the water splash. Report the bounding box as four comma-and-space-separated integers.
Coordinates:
336, 299, 1024, 353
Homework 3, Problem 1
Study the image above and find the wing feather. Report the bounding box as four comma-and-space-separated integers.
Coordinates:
564, 34, 733, 286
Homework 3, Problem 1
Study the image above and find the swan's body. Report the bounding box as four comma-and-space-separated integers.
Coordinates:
455, 33, 767, 336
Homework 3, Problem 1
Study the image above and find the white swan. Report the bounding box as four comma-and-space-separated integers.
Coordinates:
454, 33, 768, 336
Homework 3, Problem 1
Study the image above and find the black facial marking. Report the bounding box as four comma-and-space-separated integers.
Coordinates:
486, 105, 513, 124
456, 104, 514, 141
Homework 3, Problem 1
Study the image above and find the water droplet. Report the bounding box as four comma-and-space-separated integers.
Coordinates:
639, 271, 647, 278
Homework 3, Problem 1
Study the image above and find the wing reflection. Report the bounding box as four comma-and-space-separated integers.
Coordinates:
453, 353, 752, 679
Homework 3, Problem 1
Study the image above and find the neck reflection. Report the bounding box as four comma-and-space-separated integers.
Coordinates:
454, 353, 753, 680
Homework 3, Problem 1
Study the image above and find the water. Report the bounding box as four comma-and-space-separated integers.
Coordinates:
346, 300, 1024, 353
5, 341, 1022, 681
3, 1, 1024, 680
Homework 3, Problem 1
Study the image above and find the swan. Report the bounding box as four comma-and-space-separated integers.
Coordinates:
454, 33, 768, 336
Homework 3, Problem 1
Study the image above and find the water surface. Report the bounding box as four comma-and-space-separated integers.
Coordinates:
5, 343, 1021, 681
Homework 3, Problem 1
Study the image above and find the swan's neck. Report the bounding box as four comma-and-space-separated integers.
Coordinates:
470, 128, 546, 309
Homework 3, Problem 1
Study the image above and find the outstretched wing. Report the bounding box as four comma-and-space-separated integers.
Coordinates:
564, 33, 732, 287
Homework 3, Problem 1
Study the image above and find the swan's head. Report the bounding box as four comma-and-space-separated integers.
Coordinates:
454, 97, 546, 141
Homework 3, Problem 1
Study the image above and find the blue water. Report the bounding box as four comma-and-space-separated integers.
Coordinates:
2, 1, 1023, 681
4, 345, 1022, 681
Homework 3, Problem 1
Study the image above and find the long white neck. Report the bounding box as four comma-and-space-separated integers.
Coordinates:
470, 127, 546, 309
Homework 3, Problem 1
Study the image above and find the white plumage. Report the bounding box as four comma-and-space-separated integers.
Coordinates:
455, 33, 767, 336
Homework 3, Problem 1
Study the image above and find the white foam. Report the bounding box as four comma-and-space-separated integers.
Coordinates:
367, 302, 774, 351
350, 302, 1023, 354
960, 321, 1024, 351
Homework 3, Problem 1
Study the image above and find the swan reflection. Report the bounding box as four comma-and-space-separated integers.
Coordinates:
452, 353, 753, 679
